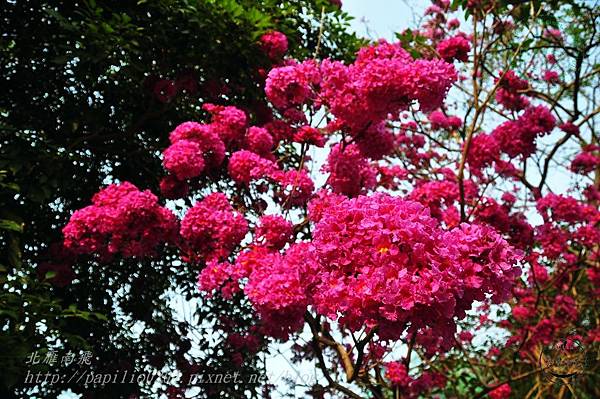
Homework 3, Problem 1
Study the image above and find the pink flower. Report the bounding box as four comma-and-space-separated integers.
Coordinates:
309, 193, 521, 338
447, 18, 460, 29
512, 305, 534, 322
488, 383, 511, 399
319, 41, 457, 132
536, 193, 597, 224
324, 143, 376, 197
245, 126, 274, 156
202, 103, 248, 146
356, 121, 395, 159
385, 362, 412, 387
542, 70, 559, 84
495, 70, 530, 111
520, 105, 556, 135
168, 122, 226, 168
271, 169, 315, 206
492, 105, 555, 158
254, 215, 294, 250
293, 126, 326, 147
437, 35, 471, 62
162, 140, 205, 180
429, 111, 463, 130
63, 182, 178, 259
571, 151, 600, 174
307, 189, 347, 222
228, 150, 277, 185
559, 121, 580, 135
264, 120, 295, 142
544, 28, 563, 41
458, 331, 474, 342
554, 295, 578, 321
198, 259, 233, 296
377, 165, 409, 190
425, 5, 443, 15
412, 371, 447, 393
467, 133, 500, 172
265, 60, 320, 109
259, 31, 288, 61
243, 244, 313, 339
180, 193, 248, 261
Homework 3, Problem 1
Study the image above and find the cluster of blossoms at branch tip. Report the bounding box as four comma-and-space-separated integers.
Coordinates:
428, 110, 462, 130
265, 40, 457, 134
271, 169, 315, 206
543, 28, 563, 42
324, 143, 377, 197
384, 361, 446, 398
490, 105, 555, 158
488, 383, 511, 399
355, 121, 396, 160
200, 193, 521, 349
466, 132, 500, 173
571, 144, 600, 174
536, 193, 599, 224
253, 215, 293, 250
162, 139, 205, 180
385, 362, 411, 387
436, 34, 471, 62
259, 30, 288, 61
293, 125, 326, 147
542, 69, 560, 84
495, 70, 530, 111
309, 193, 521, 340
245, 126, 274, 157
161, 115, 233, 188
202, 103, 248, 145
227, 150, 277, 185
62, 182, 178, 259
180, 193, 248, 262
408, 178, 478, 228
264, 60, 320, 110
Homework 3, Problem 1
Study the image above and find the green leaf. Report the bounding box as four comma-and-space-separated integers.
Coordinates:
0, 219, 23, 232
101, 22, 114, 33
44, 271, 57, 280
93, 312, 108, 321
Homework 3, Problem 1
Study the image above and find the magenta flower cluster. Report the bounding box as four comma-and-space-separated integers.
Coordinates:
180, 193, 248, 261
436, 35, 471, 62
199, 193, 521, 346
259, 31, 289, 61
308, 193, 521, 340
491, 105, 556, 158
265, 40, 457, 133
63, 182, 178, 259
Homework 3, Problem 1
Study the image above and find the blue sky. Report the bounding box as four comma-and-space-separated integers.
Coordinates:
343, 0, 426, 40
